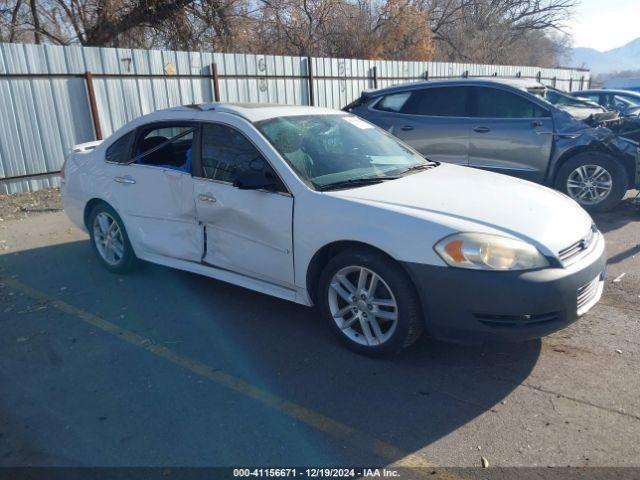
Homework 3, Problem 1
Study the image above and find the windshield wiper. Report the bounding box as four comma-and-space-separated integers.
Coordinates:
399, 163, 436, 175
318, 176, 400, 191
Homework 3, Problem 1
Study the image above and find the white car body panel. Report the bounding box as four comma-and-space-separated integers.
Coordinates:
109, 163, 202, 262
324, 163, 593, 256
194, 178, 294, 288
62, 103, 595, 309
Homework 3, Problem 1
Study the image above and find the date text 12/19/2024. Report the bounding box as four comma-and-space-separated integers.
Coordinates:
233, 468, 401, 478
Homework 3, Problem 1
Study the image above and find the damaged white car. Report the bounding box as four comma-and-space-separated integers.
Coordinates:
62, 104, 605, 356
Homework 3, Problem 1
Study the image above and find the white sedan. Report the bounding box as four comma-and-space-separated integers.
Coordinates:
62, 104, 606, 356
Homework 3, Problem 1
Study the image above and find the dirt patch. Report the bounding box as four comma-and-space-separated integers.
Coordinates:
0, 188, 61, 221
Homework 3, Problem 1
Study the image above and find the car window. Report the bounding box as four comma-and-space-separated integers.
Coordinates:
610, 95, 632, 110
374, 92, 411, 112
475, 87, 549, 118
588, 94, 602, 103
401, 87, 469, 117
105, 131, 135, 163
256, 114, 430, 189
576, 93, 601, 104
134, 125, 194, 172
529, 87, 586, 110
620, 94, 640, 106
200, 123, 279, 187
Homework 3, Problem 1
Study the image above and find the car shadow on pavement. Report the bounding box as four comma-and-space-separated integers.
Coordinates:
592, 196, 639, 234
0, 240, 541, 466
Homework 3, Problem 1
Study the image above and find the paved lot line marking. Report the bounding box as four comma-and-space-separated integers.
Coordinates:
2, 276, 461, 476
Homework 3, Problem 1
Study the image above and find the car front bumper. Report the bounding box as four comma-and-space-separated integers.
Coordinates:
403, 235, 606, 343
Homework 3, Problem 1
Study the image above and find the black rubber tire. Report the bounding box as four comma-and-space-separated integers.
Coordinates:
318, 249, 424, 357
554, 152, 628, 212
88, 202, 137, 273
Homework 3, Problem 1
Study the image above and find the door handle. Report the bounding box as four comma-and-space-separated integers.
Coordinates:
198, 193, 217, 203
114, 176, 136, 184
531, 120, 544, 127
473, 126, 491, 133
400, 125, 414, 131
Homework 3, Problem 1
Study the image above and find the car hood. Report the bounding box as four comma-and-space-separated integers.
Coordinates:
327, 164, 593, 256
557, 105, 621, 127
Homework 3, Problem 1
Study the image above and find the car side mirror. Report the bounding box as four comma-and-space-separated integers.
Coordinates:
233, 161, 278, 191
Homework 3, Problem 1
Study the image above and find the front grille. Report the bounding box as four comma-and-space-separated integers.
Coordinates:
558, 225, 597, 267
577, 275, 602, 315
474, 312, 560, 328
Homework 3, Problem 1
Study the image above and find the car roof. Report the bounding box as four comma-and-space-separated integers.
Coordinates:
166, 103, 342, 123
362, 77, 544, 97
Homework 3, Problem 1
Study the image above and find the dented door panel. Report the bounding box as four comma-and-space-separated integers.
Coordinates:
112, 163, 202, 261
193, 179, 295, 288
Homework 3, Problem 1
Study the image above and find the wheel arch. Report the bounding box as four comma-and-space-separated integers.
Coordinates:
551, 145, 634, 185
83, 198, 112, 230
305, 240, 410, 306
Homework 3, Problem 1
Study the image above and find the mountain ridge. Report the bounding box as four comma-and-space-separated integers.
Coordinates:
570, 37, 640, 74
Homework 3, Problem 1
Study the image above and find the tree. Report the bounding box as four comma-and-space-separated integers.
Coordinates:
423, 0, 576, 65
0, 0, 573, 66
1, 0, 196, 46
255, 0, 435, 60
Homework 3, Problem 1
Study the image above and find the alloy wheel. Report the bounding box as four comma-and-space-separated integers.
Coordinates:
93, 212, 125, 266
328, 265, 398, 346
566, 164, 613, 205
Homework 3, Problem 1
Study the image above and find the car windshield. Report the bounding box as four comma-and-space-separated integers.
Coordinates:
255, 114, 431, 190
528, 86, 596, 108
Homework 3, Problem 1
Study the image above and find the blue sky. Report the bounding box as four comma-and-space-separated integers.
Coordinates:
568, 0, 639, 51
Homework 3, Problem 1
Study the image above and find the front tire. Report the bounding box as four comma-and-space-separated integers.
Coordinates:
555, 152, 628, 212
318, 249, 424, 357
88, 203, 137, 273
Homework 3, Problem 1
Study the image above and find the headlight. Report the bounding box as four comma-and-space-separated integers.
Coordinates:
434, 233, 549, 271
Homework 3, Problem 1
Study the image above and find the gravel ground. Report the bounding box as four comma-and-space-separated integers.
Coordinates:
0, 188, 61, 221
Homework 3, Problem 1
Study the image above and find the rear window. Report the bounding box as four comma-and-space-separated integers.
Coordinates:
105, 131, 135, 163
375, 87, 470, 117
374, 87, 470, 117
374, 92, 411, 112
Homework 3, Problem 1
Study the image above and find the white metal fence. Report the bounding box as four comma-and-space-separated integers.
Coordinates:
0, 42, 590, 194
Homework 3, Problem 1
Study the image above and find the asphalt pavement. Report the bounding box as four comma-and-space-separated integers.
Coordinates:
0, 196, 639, 476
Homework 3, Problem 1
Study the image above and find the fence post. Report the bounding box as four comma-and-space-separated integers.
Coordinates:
84, 71, 102, 141
552, 76, 557, 87
424, 70, 429, 81
536, 71, 541, 82
580, 76, 584, 90
569, 77, 573, 91
372, 66, 378, 89
462, 70, 469, 78
211, 63, 221, 102
307, 56, 315, 106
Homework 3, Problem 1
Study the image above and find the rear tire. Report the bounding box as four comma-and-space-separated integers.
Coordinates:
318, 249, 424, 357
554, 152, 628, 212
88, 203, 137, 273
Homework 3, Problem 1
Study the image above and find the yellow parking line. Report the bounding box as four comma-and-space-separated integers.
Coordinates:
2, 276, 461, 478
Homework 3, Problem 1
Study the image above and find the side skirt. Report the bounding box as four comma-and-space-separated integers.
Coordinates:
137, 251, 312, 306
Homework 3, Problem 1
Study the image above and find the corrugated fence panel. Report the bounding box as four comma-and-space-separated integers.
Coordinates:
0, 42, 590, 193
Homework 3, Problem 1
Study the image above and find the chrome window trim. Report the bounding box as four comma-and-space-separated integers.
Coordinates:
192, 175, 293, 198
